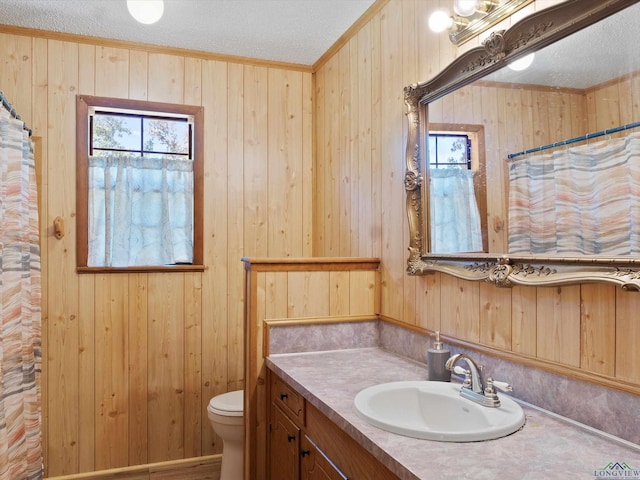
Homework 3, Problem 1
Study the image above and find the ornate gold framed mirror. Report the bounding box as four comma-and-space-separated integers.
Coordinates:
405, 0, 640, 290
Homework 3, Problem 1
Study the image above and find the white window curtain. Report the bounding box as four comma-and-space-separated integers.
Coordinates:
508, 132, 640, 255
429, 168, 483, 253
88, 155, 194, 267
0, 108, 42, 479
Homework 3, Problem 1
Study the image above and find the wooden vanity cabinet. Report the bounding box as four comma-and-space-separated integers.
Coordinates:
300, 435, 347, 480
268, 371, 398, 480
270, 404, 300, 480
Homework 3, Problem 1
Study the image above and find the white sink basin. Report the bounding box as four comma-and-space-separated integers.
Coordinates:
353, 381, 525, 442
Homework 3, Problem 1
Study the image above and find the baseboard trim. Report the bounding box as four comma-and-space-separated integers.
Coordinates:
45, 455, 222, 480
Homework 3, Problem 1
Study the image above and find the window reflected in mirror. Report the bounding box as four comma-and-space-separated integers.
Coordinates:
404, 0, 640, 289
427, 123, 488, 254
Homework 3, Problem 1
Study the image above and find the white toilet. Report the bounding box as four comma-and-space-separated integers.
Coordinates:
207, 389, 244, 480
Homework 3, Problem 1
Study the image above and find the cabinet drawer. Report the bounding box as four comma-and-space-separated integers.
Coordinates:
270, 404, 300, 480
306, 402, 398, 479
301, 435, 348, 480
271, 375, 305, 426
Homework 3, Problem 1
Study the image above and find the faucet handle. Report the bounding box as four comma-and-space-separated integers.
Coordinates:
485, 377, 513, 395
490, 378, 513, 392
452, 366, 466, 375
482, 377, 512, 407
453, 366, 473, 389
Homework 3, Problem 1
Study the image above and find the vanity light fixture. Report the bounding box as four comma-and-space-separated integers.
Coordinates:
127, 0, 164, 25
428, 10, 469, 33
429, 0, 498, 34
428, 0, 533, 45
453, 0, 479, 17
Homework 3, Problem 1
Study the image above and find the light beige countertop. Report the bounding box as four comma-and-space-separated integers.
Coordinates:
266, 347, 640, 480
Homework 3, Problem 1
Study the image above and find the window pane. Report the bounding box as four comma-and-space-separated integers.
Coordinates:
93, 114, 141, 151
435, 136, 466, 163
429, 134, 469, 168
428, 136, 436, 163
143, 118, 189, 155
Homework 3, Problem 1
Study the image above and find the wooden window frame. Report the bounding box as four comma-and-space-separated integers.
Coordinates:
76, 95, 205, 273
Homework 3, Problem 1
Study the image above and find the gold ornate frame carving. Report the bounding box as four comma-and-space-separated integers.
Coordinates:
404, 0, 640, 291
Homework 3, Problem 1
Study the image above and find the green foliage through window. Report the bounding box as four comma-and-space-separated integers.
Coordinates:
90, 110, 192, 159
428, 133, 471, 169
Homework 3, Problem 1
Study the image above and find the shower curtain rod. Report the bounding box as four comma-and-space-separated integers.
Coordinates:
507, 121, 640, 160
0, 90, 32, 136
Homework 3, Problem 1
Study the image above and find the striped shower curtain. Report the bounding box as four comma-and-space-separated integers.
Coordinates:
0, 108, 42, 479
508, 132, 640, 256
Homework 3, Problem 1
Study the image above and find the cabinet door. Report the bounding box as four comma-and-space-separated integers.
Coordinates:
300, 435, 348, 480
272, 374, 305, 426
270, 404, 300, 480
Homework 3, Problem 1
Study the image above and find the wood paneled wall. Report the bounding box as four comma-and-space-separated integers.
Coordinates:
314, 0, 640, 390
242, 257, 380, 480
2, 0, 640, 477
0, 29, 312, 476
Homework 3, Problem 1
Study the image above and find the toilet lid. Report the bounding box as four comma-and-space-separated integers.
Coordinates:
208, 390, 244, 417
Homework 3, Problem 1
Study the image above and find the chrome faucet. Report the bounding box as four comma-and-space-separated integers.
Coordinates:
445, 353, 513, 408
445, 353, 483, 393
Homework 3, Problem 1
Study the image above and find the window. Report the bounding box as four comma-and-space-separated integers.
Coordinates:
428, 133, 471, 169
76, 95, 204, 272
426, 124, 488, 253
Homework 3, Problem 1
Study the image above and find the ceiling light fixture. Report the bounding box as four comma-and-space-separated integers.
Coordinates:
127, 0, 164, 25
507, 52, 535, 71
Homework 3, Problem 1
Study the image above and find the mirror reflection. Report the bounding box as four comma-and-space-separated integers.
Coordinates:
426, 2, 640, 257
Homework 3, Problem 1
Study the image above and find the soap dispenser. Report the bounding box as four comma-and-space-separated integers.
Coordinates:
427, 331, 451, 382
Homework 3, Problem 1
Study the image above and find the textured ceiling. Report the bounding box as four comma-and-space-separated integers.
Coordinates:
485, 3, 640, 89
0, 0, 376, 66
